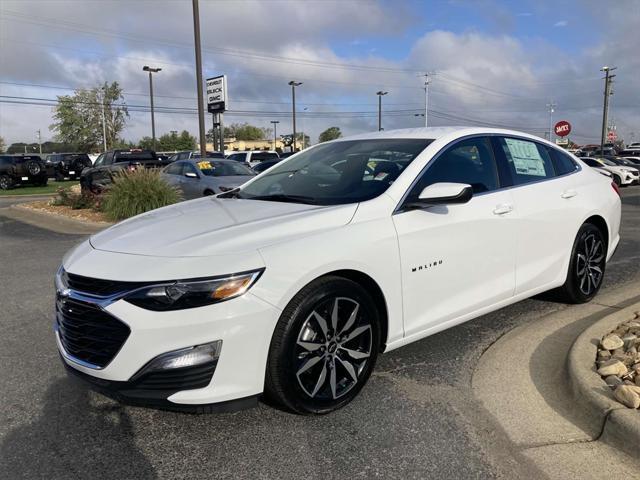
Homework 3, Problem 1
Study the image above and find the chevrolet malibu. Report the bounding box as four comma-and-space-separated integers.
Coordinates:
55, 127, 621, 414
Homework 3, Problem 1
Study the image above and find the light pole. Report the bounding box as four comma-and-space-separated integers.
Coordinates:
143, 66, 161, 151
546, 100, 556, 141
288, 81, 302, 152
192, 0, 207, 158
376, 91, 388, 131
270, 120, 280, 150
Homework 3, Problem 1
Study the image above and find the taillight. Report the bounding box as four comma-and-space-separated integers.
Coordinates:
611, 181, 621, 197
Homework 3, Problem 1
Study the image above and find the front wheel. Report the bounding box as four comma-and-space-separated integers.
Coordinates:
265, 276, 380, 414
0, 175, 14, 190
557, 223, 606, 303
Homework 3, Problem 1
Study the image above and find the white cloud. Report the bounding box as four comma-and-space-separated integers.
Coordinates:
554, 20, 569, 27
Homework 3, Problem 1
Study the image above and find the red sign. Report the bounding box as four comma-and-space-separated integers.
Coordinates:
554, 120, 571, 137
608, 130, 617, 141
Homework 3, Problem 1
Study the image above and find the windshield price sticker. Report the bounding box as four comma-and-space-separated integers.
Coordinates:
504, 138, 546, 177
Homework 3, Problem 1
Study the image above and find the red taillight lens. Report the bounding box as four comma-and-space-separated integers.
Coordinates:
611, 181, 621, 197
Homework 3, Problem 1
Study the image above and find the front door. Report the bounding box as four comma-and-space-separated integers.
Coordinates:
392, 136, 516, 337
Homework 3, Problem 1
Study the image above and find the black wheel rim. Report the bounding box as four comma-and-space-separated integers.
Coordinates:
576, 233, 604, 296
294, 297, 372, 400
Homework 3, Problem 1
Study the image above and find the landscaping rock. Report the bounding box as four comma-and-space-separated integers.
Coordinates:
597, 359, 628, 377
605, 375, 623, 387
622, 334, 637, 350
613, 385, 640, 409
601, 334, 624, 350
598, 349, 611, 359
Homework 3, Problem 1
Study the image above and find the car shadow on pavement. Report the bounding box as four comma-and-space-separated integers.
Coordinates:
0, 376, 156, 480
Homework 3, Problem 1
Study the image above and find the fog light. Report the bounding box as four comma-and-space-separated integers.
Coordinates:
131, 341, 222, 380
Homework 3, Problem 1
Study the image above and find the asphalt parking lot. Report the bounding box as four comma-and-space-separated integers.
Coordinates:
1, 189, 639, 480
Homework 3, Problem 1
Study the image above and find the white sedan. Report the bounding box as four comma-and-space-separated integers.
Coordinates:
55, 127, 621, 414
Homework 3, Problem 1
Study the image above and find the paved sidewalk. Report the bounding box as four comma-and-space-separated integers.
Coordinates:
473, 283, 640, 479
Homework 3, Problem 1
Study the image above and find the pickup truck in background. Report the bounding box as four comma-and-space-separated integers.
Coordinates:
80, 149, 161, 192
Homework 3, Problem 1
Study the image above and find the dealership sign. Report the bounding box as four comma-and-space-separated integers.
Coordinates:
206, 75, 227, 113
554, 120, 571, 137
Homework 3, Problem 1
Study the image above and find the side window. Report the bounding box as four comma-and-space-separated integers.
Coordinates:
409, 137, 499, 197
165, 162, 183, 175
103, 152, 114, 165
93, 154, 105, 167
183, 163, 198, 177
499, 137, 555, 185
547, 147, 578, 176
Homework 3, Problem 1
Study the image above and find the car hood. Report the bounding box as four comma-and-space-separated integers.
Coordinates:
203, 175, 254, 187
90, 197, 358, 257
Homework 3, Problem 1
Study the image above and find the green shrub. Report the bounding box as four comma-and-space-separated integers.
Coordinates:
101, 168, 181, 221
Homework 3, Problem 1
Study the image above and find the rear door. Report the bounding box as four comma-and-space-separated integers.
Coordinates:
494, 136, 582, 295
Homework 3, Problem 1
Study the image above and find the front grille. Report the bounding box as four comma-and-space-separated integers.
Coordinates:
133, 362, 217, 391
63, 271, 146, 297
56, 296, 130, 368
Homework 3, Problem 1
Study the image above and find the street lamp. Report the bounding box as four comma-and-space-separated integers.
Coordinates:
143, 65, 162, 151
376, 91, 388, 131
288, 81, 302, 152
270, 120, 280, 151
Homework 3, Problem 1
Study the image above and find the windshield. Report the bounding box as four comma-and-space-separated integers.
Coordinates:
196, 160, 255, 177
235, 139, 432, 205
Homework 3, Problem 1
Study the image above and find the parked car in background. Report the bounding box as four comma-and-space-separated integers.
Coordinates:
251, 158, 281, 173
618, 149, 640, 158
576, 145, 599, 156
80, 149, 162, 192
607, 157, 640, 175
168, 151, 225, 162
627, 142, 640, 148
56, 127, 621, 414
161, 158, 255, 199
0, 155, 48, 189
580, 157, 638, 186
226, 150, 279, 167
45, 153, 92, 181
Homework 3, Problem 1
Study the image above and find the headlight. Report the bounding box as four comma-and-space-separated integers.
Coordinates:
124, 269, 264, 311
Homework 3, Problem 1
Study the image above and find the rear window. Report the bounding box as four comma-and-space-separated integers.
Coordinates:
114, 151, 157, 162
547, 147, 579, 176
252, 152, 279, 161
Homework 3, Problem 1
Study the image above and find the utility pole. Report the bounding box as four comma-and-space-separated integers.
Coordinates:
192, 0, 207, 158
422, 73, 430, 127
101, 101, 107, 151
376, 91, 388, 131
288, 81, 302, 152
143, 66, 161, 151
211, 113, 218, 151
270, 120, 280, 150
546, 100, 556, 141
36, 129, 42, 154
219, 112, 224, 154
600, 66, 616, 153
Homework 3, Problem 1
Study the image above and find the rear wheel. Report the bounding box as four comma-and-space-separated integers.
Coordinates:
612, 175, 622, 187
557, 223, 606, 303
0, 175, 14, 190
265, 276, 380, 414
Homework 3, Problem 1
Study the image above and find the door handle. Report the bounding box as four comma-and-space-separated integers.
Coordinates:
561, 189, 577, 199
493, 204, 513, 215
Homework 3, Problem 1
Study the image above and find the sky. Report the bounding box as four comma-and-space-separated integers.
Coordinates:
0, 0, 639, 148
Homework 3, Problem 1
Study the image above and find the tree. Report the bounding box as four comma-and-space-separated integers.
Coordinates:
50, 82, 128, 152
0, 136, 5, 153
150, 130, 196, 151
319, 127, 342, 143
223, 122, 269, 141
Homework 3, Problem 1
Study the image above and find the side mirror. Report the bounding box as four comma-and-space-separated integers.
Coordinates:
185, 172, 198, 179
406, 182, 473, 209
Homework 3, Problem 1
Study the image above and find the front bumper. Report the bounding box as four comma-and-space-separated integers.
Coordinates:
56, 252, 282, 409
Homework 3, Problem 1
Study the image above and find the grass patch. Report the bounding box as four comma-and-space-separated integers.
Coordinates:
0, 180, 79, 196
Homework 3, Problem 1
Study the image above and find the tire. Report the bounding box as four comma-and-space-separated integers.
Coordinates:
556, 223, 606, 304
265, 276, 380, 414
203, 189, 215, 196
612, 175, 622, 187
0, 175, 14, 190
25, 160, 42, 176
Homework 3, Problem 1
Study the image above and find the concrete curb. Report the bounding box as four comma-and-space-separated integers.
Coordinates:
567, 303, 640, 457
1, 203, 112, 235
0, 192, 56, 199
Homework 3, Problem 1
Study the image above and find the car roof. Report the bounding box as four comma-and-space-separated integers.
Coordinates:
335, 126, 553, 145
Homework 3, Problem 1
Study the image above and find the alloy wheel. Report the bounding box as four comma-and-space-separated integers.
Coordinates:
294, 297, 372, 400
576, 233, 604, 296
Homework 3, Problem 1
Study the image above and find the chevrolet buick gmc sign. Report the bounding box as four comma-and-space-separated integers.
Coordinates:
206, 75, 227, 113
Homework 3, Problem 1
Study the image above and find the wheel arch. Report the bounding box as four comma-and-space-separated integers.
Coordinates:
318, 269, 389, 352
583, 214, 609, 253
